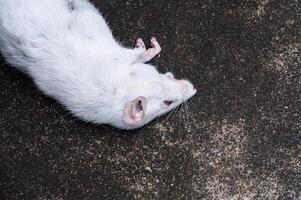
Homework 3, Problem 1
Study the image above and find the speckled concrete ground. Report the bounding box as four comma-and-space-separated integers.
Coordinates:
0, 0, 300, 199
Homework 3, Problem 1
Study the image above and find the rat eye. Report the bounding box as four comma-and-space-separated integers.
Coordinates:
163, 100, 174, 106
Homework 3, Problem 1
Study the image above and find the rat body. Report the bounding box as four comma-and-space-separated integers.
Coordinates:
0, 0, 196, 129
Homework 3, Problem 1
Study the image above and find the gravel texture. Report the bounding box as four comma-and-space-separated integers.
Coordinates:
0, 0, 300, 199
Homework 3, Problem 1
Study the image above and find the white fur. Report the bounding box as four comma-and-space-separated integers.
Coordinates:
0, 0, 196, 129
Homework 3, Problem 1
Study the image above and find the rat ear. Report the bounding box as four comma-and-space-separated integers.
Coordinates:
123, 97, 146, 125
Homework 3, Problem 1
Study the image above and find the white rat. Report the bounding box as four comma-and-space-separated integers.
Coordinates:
0, 0, 196, 130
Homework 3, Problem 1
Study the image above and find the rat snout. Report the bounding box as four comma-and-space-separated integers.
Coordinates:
173, 79, 197, 100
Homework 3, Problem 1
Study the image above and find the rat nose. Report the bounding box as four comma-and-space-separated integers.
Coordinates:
192, 85, 197, 92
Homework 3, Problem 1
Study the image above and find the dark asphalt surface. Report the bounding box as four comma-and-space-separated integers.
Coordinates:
0, 0, 300, 199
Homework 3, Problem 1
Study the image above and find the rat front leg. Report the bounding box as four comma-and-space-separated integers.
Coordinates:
134, 37, 161, 63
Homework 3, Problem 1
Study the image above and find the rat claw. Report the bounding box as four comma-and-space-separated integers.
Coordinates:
150, 37, 157, 47
150, 37, 161, 53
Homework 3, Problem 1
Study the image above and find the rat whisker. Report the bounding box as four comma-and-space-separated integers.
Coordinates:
166, 105, 178, 121
183, 101, 188, 113
166, 103, 182, 121
184, 101, 191, 117
188, 98, 196, 107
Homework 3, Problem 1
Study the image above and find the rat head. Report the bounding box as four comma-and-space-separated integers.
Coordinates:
114, 63, 196, 130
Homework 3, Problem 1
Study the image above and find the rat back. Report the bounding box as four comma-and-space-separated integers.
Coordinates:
0, 0, 122, 121
0, 0, 116, 73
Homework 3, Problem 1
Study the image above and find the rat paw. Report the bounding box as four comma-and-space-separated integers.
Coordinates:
149, 37, 161, 55
136, 37, 161, 63
136, 38, 146, 49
